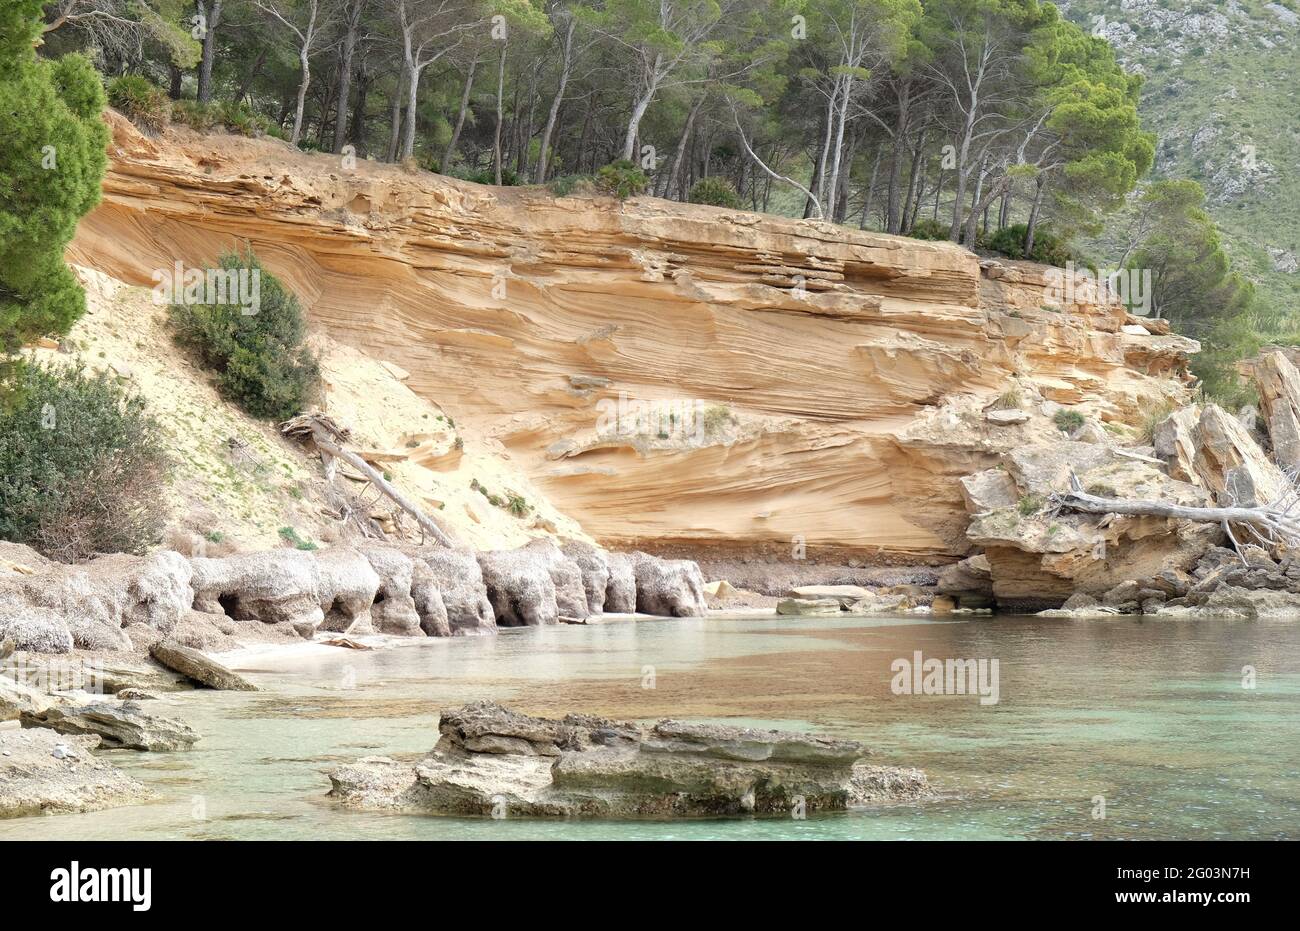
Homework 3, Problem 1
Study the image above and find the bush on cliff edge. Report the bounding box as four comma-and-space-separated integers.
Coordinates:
168, 250, 321, 421
0, 362, 170, 562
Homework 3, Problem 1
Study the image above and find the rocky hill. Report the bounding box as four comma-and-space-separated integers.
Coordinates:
65, 111, 1197, 564
1058, 0, 1300, 325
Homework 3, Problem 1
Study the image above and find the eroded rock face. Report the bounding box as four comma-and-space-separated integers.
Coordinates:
316, 547, 380, 634
1249, 350, 1300, 470
23, 701, 198, 752
416, 547, 496, 636
356, 547, 424, 637
191, 550, 324, 634
477, 548, 559, 627
1192, 404, 1287, 506
966, 443, 1219, 609
560, 540, 611, 614
630, 552, 708, 617
71, 112, 1196, 562
603, 552, 637, 613
523, 539, 590, 618
327, 701, 930, 818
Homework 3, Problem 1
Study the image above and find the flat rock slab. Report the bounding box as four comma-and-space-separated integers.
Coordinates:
149, 641, 258, 691
23, 701, 197, 752
786, 585, 873, 607
0, 727, 149, 819
775, 597, 844, 616
328, 701, 930, 819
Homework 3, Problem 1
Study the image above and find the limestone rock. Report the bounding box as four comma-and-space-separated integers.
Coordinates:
523, 539, 590, 617
775, 597, 843, 617
416, 547, 496, 636
409, 560, 451, 637
327, 701, 929, 818
24, 701, 198, 752
959, 469, 1020, 513
630, 552, 707, 617
357, 547, 424, 637
935, 554, 993, 606
559, 540, 611, 614
603, 552, 637, 613
985, 409, 1029, 425
148, 640, 258, 691
0, 727, 149, 819
191, 550, 324, 632
1152, 405, 1201, 484
316, 547, 380, 634
786, 585, 873, 607
477, 547, 559, 627
1192, 404, 1287, 506
1251, 350, 1300, 470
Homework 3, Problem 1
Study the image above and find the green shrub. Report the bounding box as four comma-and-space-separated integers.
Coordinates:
168, 250, 320, 421
277, 525, 318, 551
171, 99, 215, 131
688, 177, 742, 209
594, 160, 648, 199
547, 173, 596, 196
107, 75, 170, 134
0, 361, 170, 561
1017, 493, 1044, 516
1, 2, 108, 356
1053, 409, 1085, 433
907, 218, 949, 241
986, 224, 1074, 267
451, 165, 519, 186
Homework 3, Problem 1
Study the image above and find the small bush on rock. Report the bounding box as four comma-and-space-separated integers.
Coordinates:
986, 224, 1074, 267
595, 160, 648, 199
168, 250, 320, 421
688, 177, 742, 209
107, 75, 170, 134
0, 361, 170, 561
907, 218, 948, 241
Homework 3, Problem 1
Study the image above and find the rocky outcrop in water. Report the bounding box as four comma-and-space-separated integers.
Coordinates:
0, 539, 710, 653
327, 701, 930, 818
22, 701, 197, 752
0, 727, 149, 819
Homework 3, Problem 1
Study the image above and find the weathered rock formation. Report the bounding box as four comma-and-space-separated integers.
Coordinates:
0, 726, 149, 819
67, 112, 1196, 562
327, 700, 930, 818
0, 537, 711, 653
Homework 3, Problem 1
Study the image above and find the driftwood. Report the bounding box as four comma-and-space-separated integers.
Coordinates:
1054, 473, 1300, 561
281, 413, 453, 548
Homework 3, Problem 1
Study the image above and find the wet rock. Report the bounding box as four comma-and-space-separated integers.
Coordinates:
149, 640, 258, 691
477, 547, 559, 627
603, 552, 637, 613
328, 701, 928, 818
0, 727, 149, 819
630, 552, 707, 617
416, 547, 496, 636
23, 701, 197, 751
1202, 586, 1300, 619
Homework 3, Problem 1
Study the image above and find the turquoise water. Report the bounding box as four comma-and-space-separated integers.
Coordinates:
1, 612, 1297, 840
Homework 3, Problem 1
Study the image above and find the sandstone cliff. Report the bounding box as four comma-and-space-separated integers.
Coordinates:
66, 112, 1197, 562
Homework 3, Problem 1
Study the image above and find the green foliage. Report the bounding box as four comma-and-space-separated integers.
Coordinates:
277, 526, 318, 551
168, 251, 320, 421
688, 177, 742, 208
986, 224, 1074, 267
1053, 409, 1085, 433
450, 165, 520, 186
0, 0, 108, 356
1017, 493, 1044, 516
907, 218, 948, 241
107, 75, 171, 134
0, 361, 170, 561
595, 160, 649, 199
546, 174, 596, 196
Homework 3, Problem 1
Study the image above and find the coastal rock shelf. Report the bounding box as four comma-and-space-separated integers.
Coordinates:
327, 701, 932, 818
0, 537, 707, 655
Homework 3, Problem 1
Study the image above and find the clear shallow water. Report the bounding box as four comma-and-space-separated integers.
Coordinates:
2, 613, 1297, 840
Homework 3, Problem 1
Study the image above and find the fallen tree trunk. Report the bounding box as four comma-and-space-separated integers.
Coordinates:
310, 434, 454, 548
1055, 476, 1300, 554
